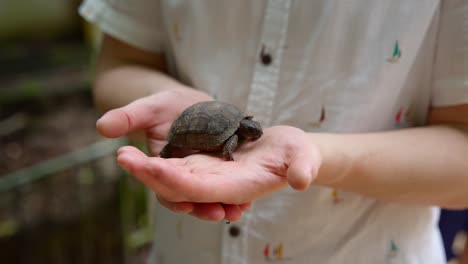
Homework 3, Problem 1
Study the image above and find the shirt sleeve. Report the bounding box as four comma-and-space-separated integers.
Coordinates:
79, 0, 166, 53
431, 0, 468, 107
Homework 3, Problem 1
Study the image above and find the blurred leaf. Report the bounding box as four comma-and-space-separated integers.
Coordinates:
126, 228, 153, 250
0, 219, 19, 237
20, 79, 44, 98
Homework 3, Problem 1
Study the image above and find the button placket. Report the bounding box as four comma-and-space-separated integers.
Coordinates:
245, 0, 293, 128
222, 218, 247, 264
229, 225, 241, 237
260, 45, 273, 66
222, 1, 292, 264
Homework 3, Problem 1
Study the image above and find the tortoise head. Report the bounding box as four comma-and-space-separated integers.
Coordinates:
238, 117, 263, 140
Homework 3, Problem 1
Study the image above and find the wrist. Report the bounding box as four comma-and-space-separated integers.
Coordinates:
307, 133, 354, 187
272, 126, 322, 190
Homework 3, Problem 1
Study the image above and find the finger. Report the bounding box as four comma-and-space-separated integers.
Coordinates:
147, 138, 168, 156
287, 149, 321, 191
117, 146, 208, 201
117, 146, 148, 170
190, 203, 225, 221
117, 145, 143, 154
143, 157, 207, 200
157, 195, 194, 213
146, 157, 283, 204
117, 146, 182, 200
238, 202, 252, 211
96, 97, 158, 138
222, 204, 242, 222
148, 122, 172, 141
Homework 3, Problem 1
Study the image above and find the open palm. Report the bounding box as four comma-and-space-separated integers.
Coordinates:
117, 126, 321, 220
96, 88, 257, 221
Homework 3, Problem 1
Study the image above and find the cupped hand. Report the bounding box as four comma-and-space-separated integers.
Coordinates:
116, 126, 322, 221
96, 87, 252, 221
96, 87, 212, 155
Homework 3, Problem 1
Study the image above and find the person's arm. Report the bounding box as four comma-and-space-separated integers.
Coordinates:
94, 34, 178, 111
93, 34, 251, 222
312, 104, 468, 209
115, 105, 468, 211
93, 33, 212, 115
459, 238, 468, 264
93, 34, 212, 140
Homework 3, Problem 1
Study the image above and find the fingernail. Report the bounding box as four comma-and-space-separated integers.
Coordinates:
174, 203, 192, 213
96, 115, 106, 127
211, 210, 225, 221
96, 116, 109, 135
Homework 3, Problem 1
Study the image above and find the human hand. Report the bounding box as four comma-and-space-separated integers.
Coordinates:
96, 87, 254, 221
117, 126, 322, 221
96, 87, 212, 155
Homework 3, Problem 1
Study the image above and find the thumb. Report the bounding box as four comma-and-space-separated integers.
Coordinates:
286, 148, 321, 191
96, 97, 157, 138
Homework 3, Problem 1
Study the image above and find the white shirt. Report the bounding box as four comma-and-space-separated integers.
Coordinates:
80, 1, 468, 263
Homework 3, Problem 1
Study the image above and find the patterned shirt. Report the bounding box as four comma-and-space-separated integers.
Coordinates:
80, 0, 468, 263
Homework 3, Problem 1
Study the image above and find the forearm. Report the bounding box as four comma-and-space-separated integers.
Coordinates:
92, 35, 211, 143
92, 34, 204, 113
93, 64, 190, 112
311, 125, 468, 208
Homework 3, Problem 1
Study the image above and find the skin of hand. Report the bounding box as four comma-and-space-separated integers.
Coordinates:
116, 126, 322, 221
97, 88, 258, 221
97, 88, 211, 155
94, 35, 468, 222
115, 105, 468, 222
94, 35, 257, 221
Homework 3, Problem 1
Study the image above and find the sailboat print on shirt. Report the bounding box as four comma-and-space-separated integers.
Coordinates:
309, 107, 326, 128
395, 104, 414, 128
263, 242, 291, 262
387, 41, 402, 63
332, 189, 342, 204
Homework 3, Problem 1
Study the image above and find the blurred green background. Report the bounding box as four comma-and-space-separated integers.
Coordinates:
0, 1, 153, 263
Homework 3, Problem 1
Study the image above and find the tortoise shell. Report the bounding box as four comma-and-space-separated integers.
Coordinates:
166, 101, 247, 150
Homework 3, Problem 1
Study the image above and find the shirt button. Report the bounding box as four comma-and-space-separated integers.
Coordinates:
260, 45, 272, 66
229, 225, 241, 237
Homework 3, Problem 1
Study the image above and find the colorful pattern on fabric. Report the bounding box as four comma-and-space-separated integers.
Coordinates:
387, 41, 402, 63
332, 189, 342, 204
389, 240, 399, 258
309, 107, 326, 128
263, 242, 291, 262
395, 105, 414, 127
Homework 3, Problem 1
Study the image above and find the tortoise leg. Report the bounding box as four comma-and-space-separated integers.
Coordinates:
159, 144, 173, 158
222, 134, 239, 161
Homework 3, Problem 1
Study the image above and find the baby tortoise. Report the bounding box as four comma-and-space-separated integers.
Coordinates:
160, 101, 263, 161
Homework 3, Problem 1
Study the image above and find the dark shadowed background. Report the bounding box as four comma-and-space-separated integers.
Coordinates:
0, 1, 153, 263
